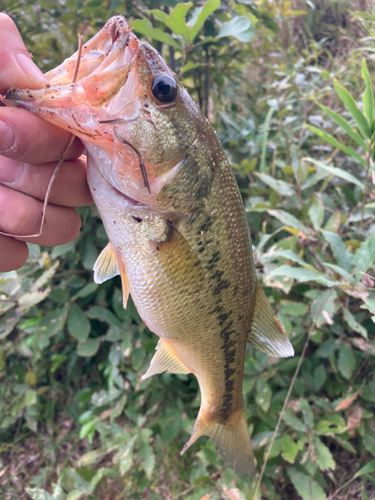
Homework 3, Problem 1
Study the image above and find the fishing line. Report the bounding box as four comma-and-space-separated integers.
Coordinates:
0, 33, 84, 239
113, 127, 151, 194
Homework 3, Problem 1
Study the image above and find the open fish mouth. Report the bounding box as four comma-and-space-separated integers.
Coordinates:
5, 16, 140, 121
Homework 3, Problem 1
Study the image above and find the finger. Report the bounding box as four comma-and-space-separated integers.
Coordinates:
0, 13, 48, 93
0, 184, 81, 245
0, 156, 93, 207
0, 234, 28, 272
0, 107, 85, 163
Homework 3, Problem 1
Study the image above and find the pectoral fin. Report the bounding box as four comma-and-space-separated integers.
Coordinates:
156, 223, 205, 293
248, 283, 294, 358
93, 243, 129, 308
142, 339, 190, 380
93, 243, 120, 284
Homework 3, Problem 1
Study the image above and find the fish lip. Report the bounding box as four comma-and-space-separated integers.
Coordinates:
46, 16, 136, 86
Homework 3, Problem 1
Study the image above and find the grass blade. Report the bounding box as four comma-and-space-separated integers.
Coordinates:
361, 58, 374, 127
318, 103, 368, 152
333, 79, 371, 139
305, 125, 367, 167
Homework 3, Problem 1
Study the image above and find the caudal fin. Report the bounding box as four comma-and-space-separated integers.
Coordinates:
181, 408, 255, 476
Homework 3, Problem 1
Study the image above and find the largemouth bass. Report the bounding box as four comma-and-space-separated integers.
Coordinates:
5, 16, 293, 475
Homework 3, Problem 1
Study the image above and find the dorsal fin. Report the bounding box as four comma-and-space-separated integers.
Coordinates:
93, 242, 130, 308
248, 283, 294, 358
142, 339, 190, 380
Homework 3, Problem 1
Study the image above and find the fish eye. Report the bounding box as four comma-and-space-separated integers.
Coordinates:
151, 74, 177, 103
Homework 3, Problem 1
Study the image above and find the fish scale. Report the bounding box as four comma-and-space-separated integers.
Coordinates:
4, 15, 294, 476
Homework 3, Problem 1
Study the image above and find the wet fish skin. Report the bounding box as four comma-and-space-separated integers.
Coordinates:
4, 16, 294, 476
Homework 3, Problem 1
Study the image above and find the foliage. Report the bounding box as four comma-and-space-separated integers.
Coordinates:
1, 0, 375, 499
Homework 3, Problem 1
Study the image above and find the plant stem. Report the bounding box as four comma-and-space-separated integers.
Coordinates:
360, 144, 373, 228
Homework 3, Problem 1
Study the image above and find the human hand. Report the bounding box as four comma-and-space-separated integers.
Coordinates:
0, 13, 93, 272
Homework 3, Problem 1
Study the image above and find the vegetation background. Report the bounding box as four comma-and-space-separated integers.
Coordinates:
0, 0, 375, 498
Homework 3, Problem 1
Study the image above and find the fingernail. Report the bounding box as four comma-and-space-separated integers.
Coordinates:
0, 120, 15, 152
15, 52, 48, 87
0, 157, 25, 185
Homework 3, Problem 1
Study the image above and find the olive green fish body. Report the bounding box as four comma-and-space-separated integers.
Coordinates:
4, 16, 294, 476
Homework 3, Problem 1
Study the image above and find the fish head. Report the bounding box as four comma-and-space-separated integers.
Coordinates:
5, 16, 211, 209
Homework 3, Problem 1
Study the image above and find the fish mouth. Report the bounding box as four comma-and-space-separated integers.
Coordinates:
46, 16, 135, 86
4, 16, 140, 116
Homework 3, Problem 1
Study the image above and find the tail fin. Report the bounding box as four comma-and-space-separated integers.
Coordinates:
181, 408, 255, 476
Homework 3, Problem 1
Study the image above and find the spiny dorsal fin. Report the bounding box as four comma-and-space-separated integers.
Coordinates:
142, 339, 190, 380
248, 282, 294, 358
93, 243, 120, 284
93, 243, 129, 308
155, 223, 206, 294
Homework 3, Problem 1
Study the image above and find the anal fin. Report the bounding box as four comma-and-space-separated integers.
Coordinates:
142, 339, 190, 380
93, 242, 129, 308
248, 282, 294, 358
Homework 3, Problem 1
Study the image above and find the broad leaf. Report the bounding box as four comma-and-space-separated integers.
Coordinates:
166, 2, 193, 41
217, 16, 254, 43
321, 230, 355, 272
287, 468, 327, 500
354, 231, 375, 274
338, 342, 355, 380
131, 19, 181, 49
68, 304, 91, 342
256, 172, 295, 196
308, 196, 324, 231
188, 0, 220, 42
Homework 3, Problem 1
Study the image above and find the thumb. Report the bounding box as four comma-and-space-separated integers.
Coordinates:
0, 13, 48, 94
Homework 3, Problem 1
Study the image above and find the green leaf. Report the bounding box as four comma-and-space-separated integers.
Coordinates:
25, 389, 37, 406
255, 378, 271, 412
305, 126, 367, 166
166, 2, 193, 42
354, 459, 375, 478
79, 420, 95, 439
315, 414, 346, 435
287, 468, 327, 500
313, 436, 336, 471
256, 173, 296, 196
362, 381, 375, 402
267, 209, 310, 233
338, 342, 355, 380
343, 307, 368, 339
354, 231, 375, 274
308, 196, 324, 231
305, 157, 366, 188
334, 79, 371, 139
77, 338, 100, 357
188, 0, 220, 42
318, 103, 368, 151
321, 230, 355, 272
323, 263, 350, 279
282, 410, 307, 432
281, 434, 299, 463
269, 265, 337, 287
68, 305, 91, 342
131, 19, 181, 49
361, 59, 374, 125
217, 16, 254, 43
299, 399, 314, 428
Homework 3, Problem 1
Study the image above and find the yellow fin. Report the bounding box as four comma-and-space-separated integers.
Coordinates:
248, 282, 294, 358
142, 339, 190, 380
93, 243, 129, 308
156, 223, 205, 294
181, 408, 255, 476
117, 255, 130, 309
93, 243, 120, 284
